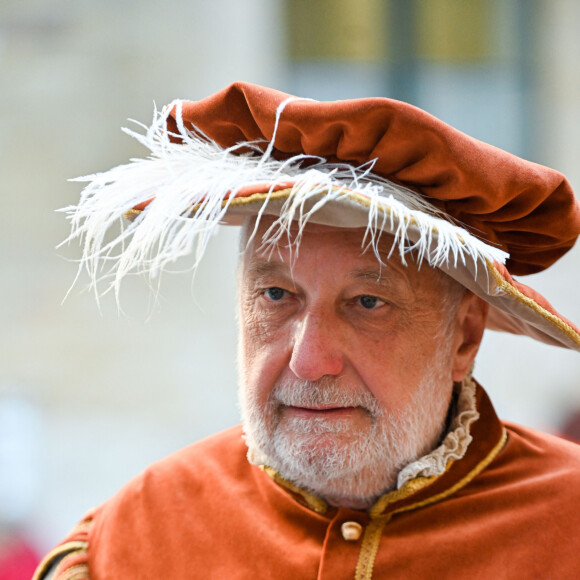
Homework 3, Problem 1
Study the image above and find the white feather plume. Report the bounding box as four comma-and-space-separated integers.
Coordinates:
60, 98, 509, 300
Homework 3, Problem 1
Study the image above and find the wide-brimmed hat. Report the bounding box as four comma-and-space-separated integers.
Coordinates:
64, 82, 580, 352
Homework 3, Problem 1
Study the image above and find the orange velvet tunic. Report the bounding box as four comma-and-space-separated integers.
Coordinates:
36, 386, 580, 579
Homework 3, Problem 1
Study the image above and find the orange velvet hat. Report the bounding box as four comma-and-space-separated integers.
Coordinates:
66, 82, 580, 351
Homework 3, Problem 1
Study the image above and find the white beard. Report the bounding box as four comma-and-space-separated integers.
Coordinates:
239, 370, 451, 509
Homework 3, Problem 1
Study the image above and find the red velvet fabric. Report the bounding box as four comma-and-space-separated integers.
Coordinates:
166, 82, 580, 276
43, 386, 580, 579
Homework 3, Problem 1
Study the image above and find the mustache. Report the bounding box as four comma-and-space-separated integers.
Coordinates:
271, 377, 380, 414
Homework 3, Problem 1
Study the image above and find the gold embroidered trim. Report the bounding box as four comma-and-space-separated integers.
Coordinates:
57, 563, 90, 580
31, 541, 88, 580
369, 474, 439, 518
127, 185, 446, 234
354, 428, 507, 580
124, 208, 142, 220
216, 188, 297, 209
260, 465, 328, 514
390, 427, 507, 518
203, 186, 448, 234
369, 474, 440, 518
354, 515, 390, 580
487, 260, 580, 347
125, 188, 299, 220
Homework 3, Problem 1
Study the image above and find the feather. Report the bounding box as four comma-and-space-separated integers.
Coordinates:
60, 99, 509, 300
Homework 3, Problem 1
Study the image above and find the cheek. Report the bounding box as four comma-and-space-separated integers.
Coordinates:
239, 312, 289, 403
350, 330, 443, 410
240, 295, 288, 347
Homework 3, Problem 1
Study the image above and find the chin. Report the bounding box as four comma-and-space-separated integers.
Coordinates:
240, 374, 452, 509
246, 420, 416, 507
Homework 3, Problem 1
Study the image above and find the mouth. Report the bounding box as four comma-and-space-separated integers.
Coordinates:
281, 404, 361, 419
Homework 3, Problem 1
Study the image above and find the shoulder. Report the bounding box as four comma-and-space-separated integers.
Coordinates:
474, 420, 580, 506
99, 424, 249, 521
34, 425, 248, 580
502, 420, 580, 469
125, 424, 247, 486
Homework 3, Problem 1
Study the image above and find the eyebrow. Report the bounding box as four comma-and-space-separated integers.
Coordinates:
350, 267, 412, 295
351, 268, 386, 282
245, 259, 411, 294
244, 258, 298, 289
246, 259, 289, 279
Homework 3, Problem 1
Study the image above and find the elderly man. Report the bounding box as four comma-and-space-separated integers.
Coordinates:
36, 83, 580, 579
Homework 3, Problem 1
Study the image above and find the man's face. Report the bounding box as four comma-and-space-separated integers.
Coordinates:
238, 220, 474, 509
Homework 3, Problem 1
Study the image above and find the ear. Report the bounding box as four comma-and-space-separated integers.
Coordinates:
451, 292, 489, 382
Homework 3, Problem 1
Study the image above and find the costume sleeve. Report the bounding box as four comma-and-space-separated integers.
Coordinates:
32, 509, 94, 580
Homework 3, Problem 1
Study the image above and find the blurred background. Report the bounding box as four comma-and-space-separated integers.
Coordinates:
1, 0, 579, 570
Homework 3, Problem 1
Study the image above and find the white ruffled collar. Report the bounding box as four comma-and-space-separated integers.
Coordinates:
396, 373, 479, 489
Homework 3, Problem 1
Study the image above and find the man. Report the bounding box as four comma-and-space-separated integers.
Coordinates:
35, 82, 580, 579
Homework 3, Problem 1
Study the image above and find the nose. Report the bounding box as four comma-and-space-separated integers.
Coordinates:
289, 312, 345, 381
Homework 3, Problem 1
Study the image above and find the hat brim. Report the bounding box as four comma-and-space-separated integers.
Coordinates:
65, 92, 580, 352
126, 185, 580, 352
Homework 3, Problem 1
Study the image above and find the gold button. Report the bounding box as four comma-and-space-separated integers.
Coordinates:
341, 521, 363, 541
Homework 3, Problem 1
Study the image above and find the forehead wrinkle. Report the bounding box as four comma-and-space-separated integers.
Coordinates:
243, 230, 417, 289
241, 219, 439, 296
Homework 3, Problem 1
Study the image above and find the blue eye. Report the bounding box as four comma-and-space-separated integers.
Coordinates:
359, 295, 379, 309
264, 287, 285, 301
